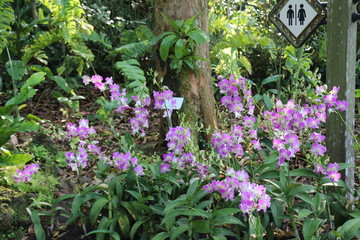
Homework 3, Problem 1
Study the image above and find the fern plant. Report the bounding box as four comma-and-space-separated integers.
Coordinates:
0, 0, 14, 55
115, 59, 149, 98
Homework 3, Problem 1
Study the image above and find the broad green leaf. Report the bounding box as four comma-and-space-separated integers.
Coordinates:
161, 13, 181, 32
214, 215, 245, 227
85, 230, 120, 240
161, 208, 186, 226
213, 208, 241, 218
192, 220, 211, 234
296, 192, 315, 207
118, 209, 131, 238
159, 34, 178, 61
297, 209, 314, 220
174, 38, 185, 59
290, 168, 318, 177
0, 154, 33, 166
338, 218, 360, 240
6, 60, 27, 81
131, 219, 146, 240
170, 224, 191, 240
187, 179, 199, 198
261, 75, 281, 86
152, 232, 170, 240
22, 72, 46, 90
93, 217, 111, 240
183, 209, 211, 219
303, 219, 323, 240
270, 200, 284, 227
52, 76, 72, 93
90, 197, 109, 225
182, 12, 203, 34
190, 190, 208, 207
213, 228, 237, 237
263, 94, 272, 110
187, 29, 208, 44
289, 185, 315, 197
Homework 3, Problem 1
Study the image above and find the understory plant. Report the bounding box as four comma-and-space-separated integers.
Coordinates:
22, 73, 360, 240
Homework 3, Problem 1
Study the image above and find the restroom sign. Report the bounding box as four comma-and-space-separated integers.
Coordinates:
269, 0, 326, 47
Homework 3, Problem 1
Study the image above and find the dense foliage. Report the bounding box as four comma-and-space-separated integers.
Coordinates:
0, 0, 359, 239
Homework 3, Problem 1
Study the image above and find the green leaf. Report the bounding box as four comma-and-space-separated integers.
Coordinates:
297, 209, 314, 220
290, 168, 318, 177
303, 219, 323, 240
22, 72, 46, 90
214, 215, 245, 227
90, 197, 109, 225
152, 232, 170, 240
85, 230, 120, 240
6, 60, 27, 81
187, 179, 199, 198
338, 218, 360, 240
159, 34, 178, 61
213, 228, 237, 237
239, 55, 252, 75
192, 220, 211, 234
187, 29, 208, 44
52, 76, 72, 93
296, 192, 315, 207
170, 224, 191, 240
118, 209, 131, 238
0, 154, 33, 166
289, 185, 315, 197
183, 209, 211, 219
263, 94, 272, 110
270, 200, 284, 227
174, 38, 185, 59
161, 208, 186, 226
161, 13, 181, 32
261, 75, 281, 86
213, 208, 241, 218
131, 219, 146, 240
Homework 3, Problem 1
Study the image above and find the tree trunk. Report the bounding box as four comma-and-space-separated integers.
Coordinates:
153, 0, 217, 143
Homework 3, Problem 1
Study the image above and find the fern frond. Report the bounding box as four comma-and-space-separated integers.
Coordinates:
38, 0, 92, 42
69, 40, 94, 62
113, 41, 152, 59
115, 59, 149, 96
22, 31, 61, 65
0, 0, 14, 54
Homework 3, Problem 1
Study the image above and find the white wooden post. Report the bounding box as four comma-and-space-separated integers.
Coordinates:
326, 0, 357, 199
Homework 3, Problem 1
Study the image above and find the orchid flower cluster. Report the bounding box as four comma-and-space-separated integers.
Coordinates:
214, 76, 262, 158
203, 168, 271, 214
314, 162, 341, 182
13, 163, 39, 183
108, 151, 144, 176
83, 75, 150, 136
65, 119, 143, 176
65, 119, 98, 171
160, 126, 208, 178
82, 75, 177, 136
216, 75, 347, 183
153, 90, 177, 118
261, 86, 347, 181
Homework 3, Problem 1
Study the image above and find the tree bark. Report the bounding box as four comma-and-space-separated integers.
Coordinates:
153, 0, 217, 143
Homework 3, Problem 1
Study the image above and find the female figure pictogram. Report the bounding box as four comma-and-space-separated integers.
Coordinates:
298, 4, 306, 25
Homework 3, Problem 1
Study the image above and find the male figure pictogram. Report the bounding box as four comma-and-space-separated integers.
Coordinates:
298, 4, 306, 25
287, 5, 294, 25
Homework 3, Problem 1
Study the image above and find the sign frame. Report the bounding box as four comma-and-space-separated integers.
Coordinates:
269, 0, 326, 48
